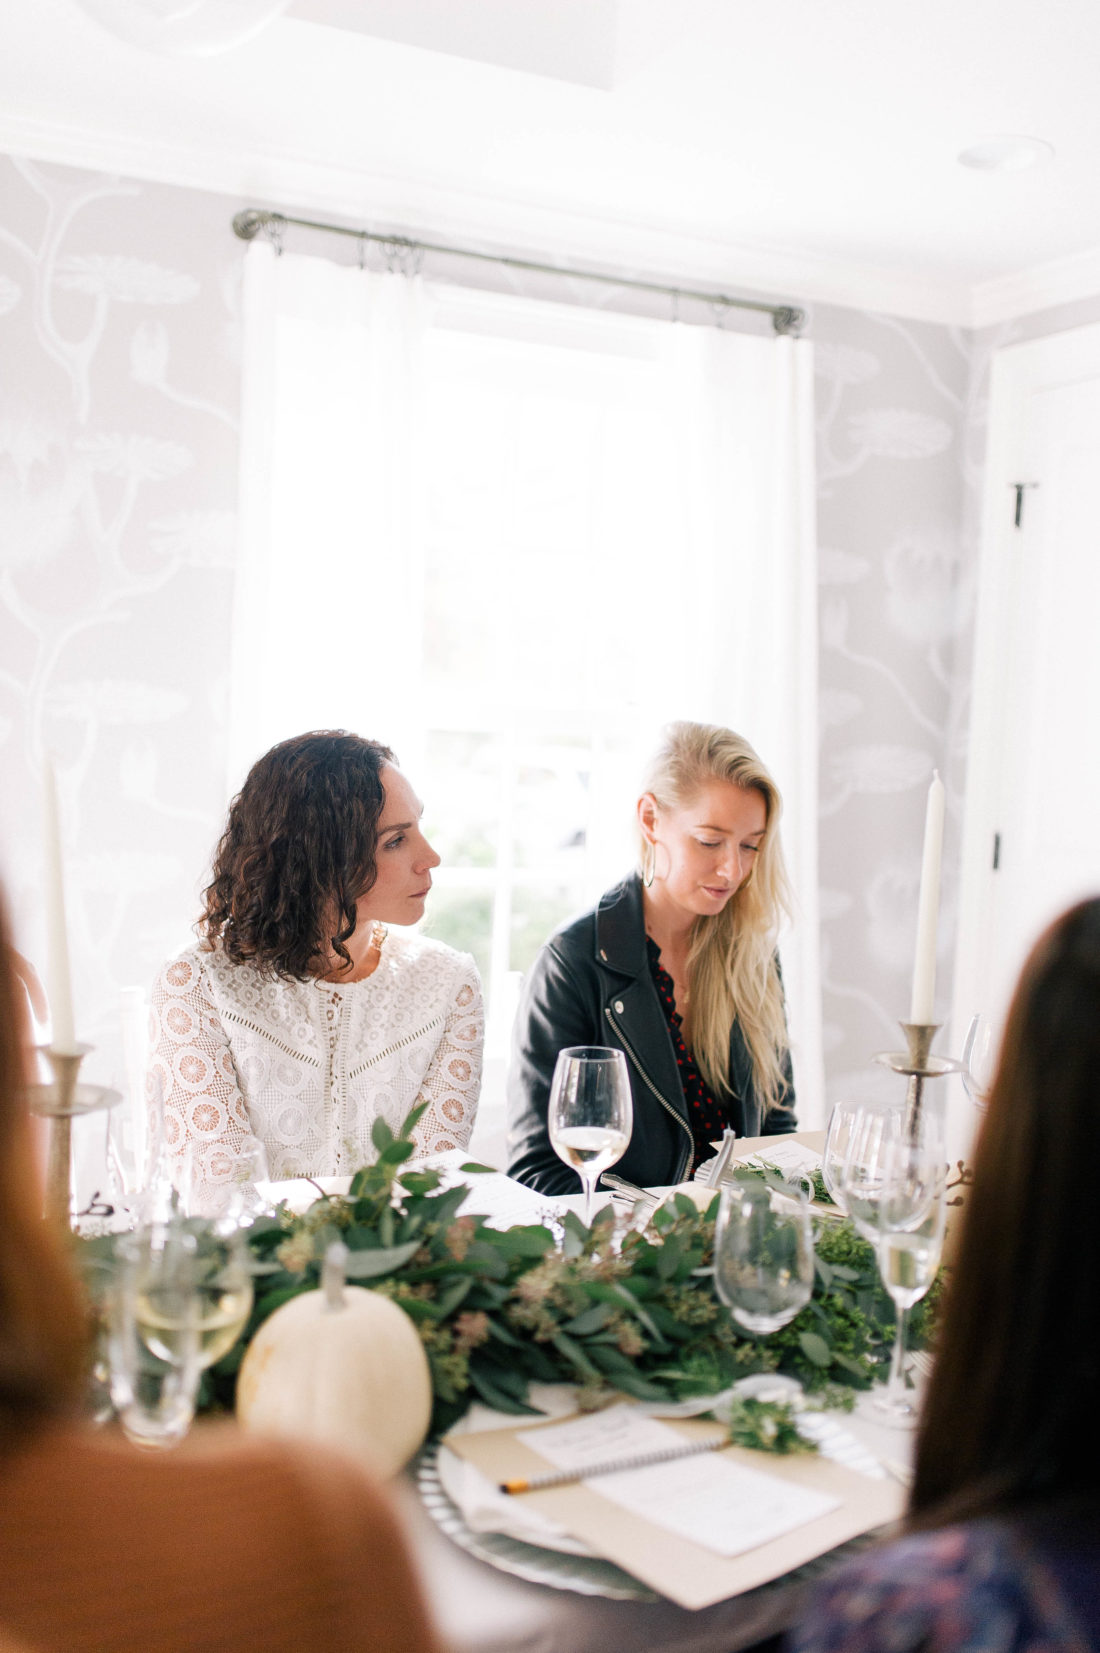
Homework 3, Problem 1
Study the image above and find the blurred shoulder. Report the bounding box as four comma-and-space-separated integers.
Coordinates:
791, 1522, 1033, 1653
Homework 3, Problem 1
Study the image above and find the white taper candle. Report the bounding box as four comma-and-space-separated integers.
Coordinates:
42, 759, 78, 1054
909, 770, 945, 1024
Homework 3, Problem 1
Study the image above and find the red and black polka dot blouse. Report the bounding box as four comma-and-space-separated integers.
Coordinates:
645, 935, 731, 1176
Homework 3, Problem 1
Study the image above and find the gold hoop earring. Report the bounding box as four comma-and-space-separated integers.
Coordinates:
641, 840, 656, 888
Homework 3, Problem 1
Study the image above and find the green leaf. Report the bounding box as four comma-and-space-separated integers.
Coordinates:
468, 1365, 541, 1415
831, 1350, 872, 1379
378, 1140, 416, 1167
341, 1239, 423, 1278
433, 1277, 475, 1318
459, 1161, 497, 1175
798, 1330, 833, 1368
463, 1241, 510, 1279
562, 1211, 588, 1258
483, 1225, 554, 1259
485, 1317, 526, 1349
371, 1115, 395, 1153
563, 1301, 612, 1336
400, 1099, 431, 1139
397, 1170, 442, 1198
550, 1331, 602, 1381
605, 1369, 670, 1402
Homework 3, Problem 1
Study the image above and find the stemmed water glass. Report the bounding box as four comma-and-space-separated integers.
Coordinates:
961, 1013, 998, 1109
820, 1099, 870, 1213
547, 1046, 633, 1226
712, 1179, 814, 1335
841, 1103, 946, 1421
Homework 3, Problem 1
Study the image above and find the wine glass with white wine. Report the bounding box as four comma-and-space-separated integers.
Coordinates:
111, 1216, 255, 1447
135, 1217, 255, 1373
547, 1046, 633, 1227
840, 1103, 945, 1422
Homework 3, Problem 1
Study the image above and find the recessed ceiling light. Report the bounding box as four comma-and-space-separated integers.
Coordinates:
957, 136, 1055, 173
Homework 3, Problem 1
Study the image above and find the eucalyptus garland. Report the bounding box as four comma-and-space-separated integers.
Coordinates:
180, 1106, 940, 1435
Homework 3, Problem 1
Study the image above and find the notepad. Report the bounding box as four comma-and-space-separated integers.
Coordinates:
516, 1405, 839, 1558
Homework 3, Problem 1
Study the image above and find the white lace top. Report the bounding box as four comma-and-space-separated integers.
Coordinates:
149, 932, 483, 1213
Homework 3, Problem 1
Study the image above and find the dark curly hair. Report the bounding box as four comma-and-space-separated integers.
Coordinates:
199, 731, 395, 979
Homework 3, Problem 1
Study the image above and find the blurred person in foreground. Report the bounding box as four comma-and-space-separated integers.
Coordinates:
0, 882, 441, 1653
790, 896, 1100, 1653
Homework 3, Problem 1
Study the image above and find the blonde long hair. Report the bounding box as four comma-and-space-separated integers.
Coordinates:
640, 721, 792, 1111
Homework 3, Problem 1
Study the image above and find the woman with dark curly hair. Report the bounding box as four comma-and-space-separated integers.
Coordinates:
149, 731, 483, 1212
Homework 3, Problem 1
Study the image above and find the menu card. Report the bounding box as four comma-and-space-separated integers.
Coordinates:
515, 1405, 839, 1556
445, 1407, 904, 1610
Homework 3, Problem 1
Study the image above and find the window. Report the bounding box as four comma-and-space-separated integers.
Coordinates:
233, 247, 822, 1132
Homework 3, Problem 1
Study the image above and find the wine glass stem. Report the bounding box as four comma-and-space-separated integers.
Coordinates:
887, 1301, 910, 1402
581, 1173, 594, 1227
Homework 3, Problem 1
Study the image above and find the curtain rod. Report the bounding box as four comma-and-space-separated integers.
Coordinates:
231, 208, 806, 336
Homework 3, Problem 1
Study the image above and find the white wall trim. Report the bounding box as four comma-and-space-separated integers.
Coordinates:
951, 323, 1100, 1078
0, 111, 980, 329
970, 245, 1100, 330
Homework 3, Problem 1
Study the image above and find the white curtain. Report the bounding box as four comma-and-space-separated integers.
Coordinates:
231, 242, 430, 789
663, 326, 823, 1121
233, 243, 824, 1123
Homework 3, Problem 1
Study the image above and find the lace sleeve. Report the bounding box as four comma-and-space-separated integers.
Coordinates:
411, 954, 484, 1156
149, 953, 266, 1213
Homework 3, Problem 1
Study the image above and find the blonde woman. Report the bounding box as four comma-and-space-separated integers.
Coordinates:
507, 722, 796, 1194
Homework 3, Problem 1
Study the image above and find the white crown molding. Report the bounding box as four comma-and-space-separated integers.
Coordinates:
970, 243, 1100, 330
0, 109, 980, 328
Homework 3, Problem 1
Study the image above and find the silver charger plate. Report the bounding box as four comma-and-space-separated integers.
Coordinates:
415, 1439, 657, 1601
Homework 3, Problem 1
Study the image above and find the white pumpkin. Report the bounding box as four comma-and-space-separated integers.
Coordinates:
237, 1243, 433, 1477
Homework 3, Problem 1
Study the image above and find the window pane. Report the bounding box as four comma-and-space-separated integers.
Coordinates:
509, 885, 583, 977
422, 729, 500, 868
420, 886, 493, 987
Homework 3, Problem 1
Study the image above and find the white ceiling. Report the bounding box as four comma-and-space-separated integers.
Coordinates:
3, 0, 1100, 326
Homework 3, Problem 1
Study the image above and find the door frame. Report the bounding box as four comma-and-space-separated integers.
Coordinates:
952, 321, 1100, 1063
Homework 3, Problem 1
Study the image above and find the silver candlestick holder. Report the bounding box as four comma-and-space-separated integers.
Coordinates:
25, 1045, 122, 1228
874, 1022, 964, 1134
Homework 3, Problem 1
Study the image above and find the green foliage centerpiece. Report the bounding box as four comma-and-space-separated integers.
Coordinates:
193, 1106, 936, 1435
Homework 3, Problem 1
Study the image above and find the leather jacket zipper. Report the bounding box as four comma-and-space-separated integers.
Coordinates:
604, 1004, 692, 1184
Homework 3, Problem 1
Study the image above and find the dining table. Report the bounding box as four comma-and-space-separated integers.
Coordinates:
322, 1130, 919, 1653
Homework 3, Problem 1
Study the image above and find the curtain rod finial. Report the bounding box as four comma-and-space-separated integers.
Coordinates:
233, 209, 269, 242
772, 306, 806, 336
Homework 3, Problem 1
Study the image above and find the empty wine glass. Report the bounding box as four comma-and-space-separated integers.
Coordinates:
839, 1102, 934, 1243
206, 1140, 273, 1225
547, 1046, 633, 1226
713, 1180, 814, 1335
961, 1014, 998, 1109
821, 1099, 868, 1213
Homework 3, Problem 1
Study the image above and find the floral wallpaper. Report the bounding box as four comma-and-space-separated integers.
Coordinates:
809, 308, 978, 1107
4, 146, 1072, 1192
0, 156, 241, 1193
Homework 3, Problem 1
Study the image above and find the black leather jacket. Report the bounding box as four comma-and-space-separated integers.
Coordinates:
506, 874, 797, 1195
